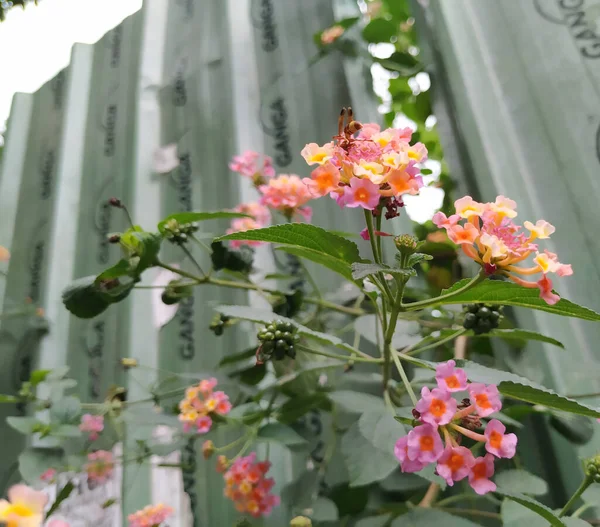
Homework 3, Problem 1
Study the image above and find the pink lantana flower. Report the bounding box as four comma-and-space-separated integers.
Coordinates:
436, 445, 476, 486
229, 151, 275, 181
435, 360, 468, 392
406, 424, 444, 464
484, 419, 517, 458
303, 162, 341, 197
259, 174, 313, 220
468, 383, 502, 417
195, 415, 212, 435
40, 468, 57, 483
447, 223, 479, 245
79, 414, 104, 441
537, 275, 560, 305
415, 386, 457, 427
86, 451, 115, 485
394, 436, 426, 473
469, 454, 497, 495
341, 177, 381, 210
128, 503, 174, 527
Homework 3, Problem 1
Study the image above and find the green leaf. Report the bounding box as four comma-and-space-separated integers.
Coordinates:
281, 470, 319, 508
502, 499, 548, 527
391, 508, 481, 527
437, 279, 600, 321
218, 224, 361, 280
46, 481, 74, 519
383, 0, 411, 20
276, 246, 354, 280
484, 328, 564, 349
119, 226, 162, 273
356, 516, 392, 527
62, 275, 112, 319
257, 423, 308, 447
30, 369, 52, 385
406, 253, 433, 268
495, 469, 548, 496
456, 360, 600, 418
95, 258, 133, 281
7, 416, 39, 434
0, 394, 19, 403
232, 363, 266, 386
218, 347, 256, 367
158, 211, 250, 234
380, 471, 429, 492
498, 491, 566, 527
50, 396, 82, 425
337, 16, 360, 30
351, 262, 416, 281
563, 518, 593, 527
273, 289, 304, 318
362, 18, 397, 43
341, 421, 397, 487
277, 393, 330, 424
18, 448, 65, 484
549, 411, 594, 445
329, 391, 384, 414
310, 497, 339, 522
210, 241, 254, 274
53, 425, 82, 438
358, 409, 405, 453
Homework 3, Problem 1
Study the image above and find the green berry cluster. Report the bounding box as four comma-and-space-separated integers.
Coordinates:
163, 218, 199, 244
585, 455, 600, 483
209, 314, 231, 336
462, 304, 503, 335
257, 320, 299, 362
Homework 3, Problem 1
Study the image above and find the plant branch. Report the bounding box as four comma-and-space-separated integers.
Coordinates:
297, 344, 382, 364
407, 329, 467, 356
559, 475, 593, 517
418, 483, 440, 507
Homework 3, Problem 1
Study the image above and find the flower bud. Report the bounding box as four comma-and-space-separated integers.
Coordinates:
121, 358, 138, 369
108, 197, 123, 208
394, 234, 419, 254
202, 440, 215, 460
216, 455, 228, 473
585, 454, 600, 482
290, 517, 312, 527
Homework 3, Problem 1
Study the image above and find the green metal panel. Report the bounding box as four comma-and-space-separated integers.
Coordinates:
418, 0, 600, 500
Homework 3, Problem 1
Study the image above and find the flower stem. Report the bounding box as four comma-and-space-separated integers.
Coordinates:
402, 271, 486, 311
451, 423, 486, 442
559, 475, 593, 517
407, 329, 467, 356
364, 210, 381, 264
418, 483, 440, 507
391, 345, 418, 406
297, 344, 382, 364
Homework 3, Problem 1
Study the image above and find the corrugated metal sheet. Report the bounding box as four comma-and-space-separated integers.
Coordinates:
0, 0, 379, 523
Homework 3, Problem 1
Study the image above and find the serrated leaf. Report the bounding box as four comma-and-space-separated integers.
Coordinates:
18, 448, 65, 484
119, 226, 161, 273
362, 18, 397, 43
329, 391, 384, 414
498, 491, 566, 527
456, 360, 600, 418
310, 496, 339, 521
391, 508, 481, 527
210, 241, 254, 274
549, 411, 594, 444
257, 423, 307, 447
277, 245, 354, 280
484, 328, 564, 349
342, 424, 397, 487
218, 347, 256, 367
218, 224, 361, 280
46, 481, 74, 519
430, 279, 600, 321
351, 262, 416, 281
158, 211, 250, 234
358, 410, 405, 453
495, 469, 548, 496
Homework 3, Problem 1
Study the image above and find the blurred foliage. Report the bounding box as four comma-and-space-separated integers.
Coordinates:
0, 0, 38, 22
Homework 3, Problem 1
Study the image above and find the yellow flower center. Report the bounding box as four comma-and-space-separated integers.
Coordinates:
1, 503, 35, 518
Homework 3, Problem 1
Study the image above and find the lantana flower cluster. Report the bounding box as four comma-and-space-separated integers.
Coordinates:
128, 503, 174, 527
395, 360, 517, 494
226, 202, 271, 248
223, 452, 280, 518
229, 150, 276, 184
301, 120, 426, 217
79, 413, 104, 441
85, 450, 115, 485
0, 484, 47, 527
178, 377, 232, 434
433, 196, 572, 305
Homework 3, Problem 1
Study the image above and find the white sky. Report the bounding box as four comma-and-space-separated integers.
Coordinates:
0, 0, 143, 127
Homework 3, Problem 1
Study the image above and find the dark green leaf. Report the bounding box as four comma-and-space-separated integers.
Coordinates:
277, 393, 330, 424
378, 51, 420, 75
549, 411, 594, 445
434, 279, 600, 321
46, 482, 75, 519
0, 394, 19, 403
232, 363, 266, 386
273, 289, 304, 318
380, 471, 429, 492
218, 347, 257, 367
310, 497, 339, 522
62, 276, 111, 319
276, 246, 354, 281
498, 491, 566, 527
257, 423, 308, 447
336, 16, 360, 30
406, 253, 433, 268
210, 241, 254, 274
456, 360, 600, 418
119, 226, 161, 273
351, 262, 416, 281
383, 0, 411, 20
95, 259, 133, 281
358, 410, 405, 453
495, 469, 548, 496
362, 18, 397, 43
329, 391, 384, 414
329, 483, 369, 516
389, 77, 413, 97
158, 211, 250, 234
341, 422, 397, 486
484, 328, 564, 349
281, 470, 319, 508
